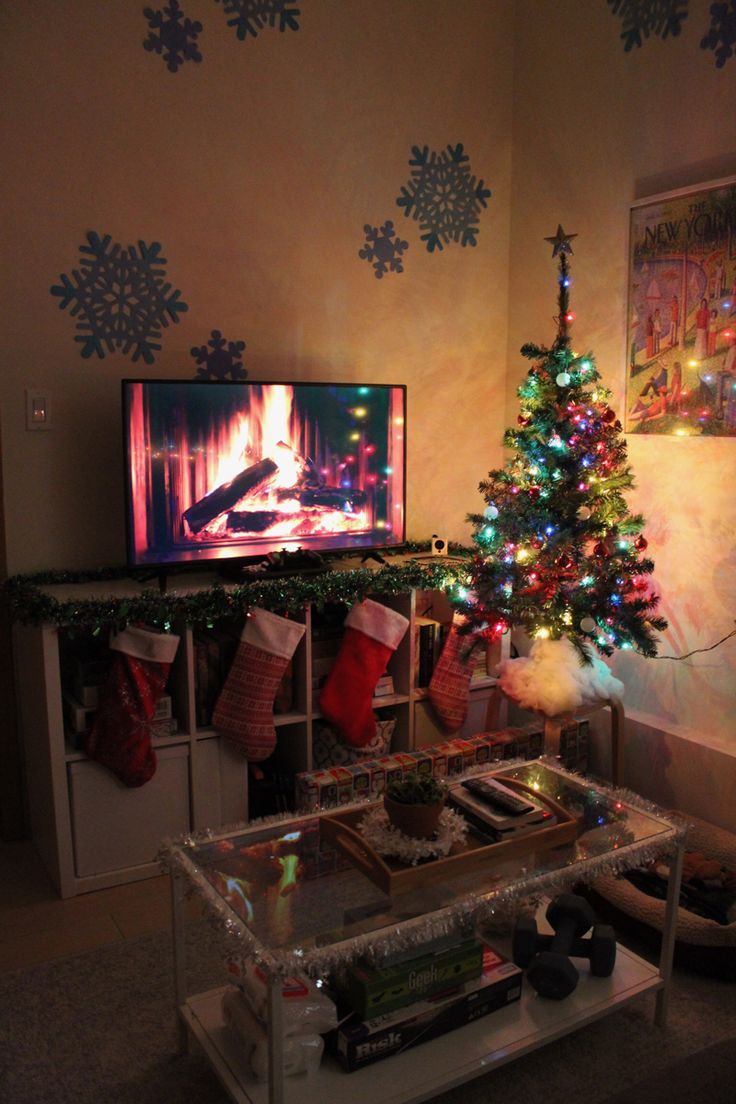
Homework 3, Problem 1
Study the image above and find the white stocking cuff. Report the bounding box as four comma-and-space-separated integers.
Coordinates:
110, 626, 180, 664
242, 608, 306, 659
345, 598, 409, 650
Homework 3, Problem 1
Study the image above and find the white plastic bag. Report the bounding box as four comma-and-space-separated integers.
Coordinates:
226, 957, 337, 1035
222, 987, 324, 1081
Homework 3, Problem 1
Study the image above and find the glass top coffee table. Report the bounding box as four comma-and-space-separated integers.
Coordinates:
162, 760, 686, 1104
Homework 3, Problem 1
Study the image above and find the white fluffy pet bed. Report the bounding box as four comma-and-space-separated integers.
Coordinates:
591, 811, 736, 979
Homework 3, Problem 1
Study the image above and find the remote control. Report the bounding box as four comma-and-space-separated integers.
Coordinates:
461, 778, 536, 816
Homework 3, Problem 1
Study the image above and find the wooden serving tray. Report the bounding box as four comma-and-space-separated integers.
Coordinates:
319, 775, 579, 896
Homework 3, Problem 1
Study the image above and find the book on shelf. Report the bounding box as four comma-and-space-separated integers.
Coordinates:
414, 617, 442, 687
470, 647, 488, 681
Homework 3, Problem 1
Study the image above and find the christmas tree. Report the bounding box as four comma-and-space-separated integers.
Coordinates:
458, 226, 668, 665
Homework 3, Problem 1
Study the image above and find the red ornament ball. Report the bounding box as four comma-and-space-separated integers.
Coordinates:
593, 541, 608, 557
602, 407, 616, 424
528, 485, 541, 499
558, 553, 574, 570
634, 535, 648, 551
518, 413, 531, 426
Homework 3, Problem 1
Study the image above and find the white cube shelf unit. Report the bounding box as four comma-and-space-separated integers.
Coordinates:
13, 574, 508, 897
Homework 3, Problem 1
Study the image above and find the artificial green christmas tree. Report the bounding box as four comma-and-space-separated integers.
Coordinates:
457, 228, 667, 698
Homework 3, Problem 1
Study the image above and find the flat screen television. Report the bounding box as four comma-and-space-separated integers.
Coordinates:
123, 379, 406, 568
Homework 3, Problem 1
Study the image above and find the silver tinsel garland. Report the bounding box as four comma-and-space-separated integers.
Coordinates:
357, 805, 468, 863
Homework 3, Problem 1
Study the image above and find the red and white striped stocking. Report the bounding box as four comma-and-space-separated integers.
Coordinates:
213, 609, 305, 760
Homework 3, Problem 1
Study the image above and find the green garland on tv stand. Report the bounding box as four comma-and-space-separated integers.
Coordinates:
3, 543, 472, 632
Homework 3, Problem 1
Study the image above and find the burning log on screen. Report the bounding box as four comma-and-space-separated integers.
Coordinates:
226, 510, 282, 533
183, 457, 279, 534
297, 488, 367, 510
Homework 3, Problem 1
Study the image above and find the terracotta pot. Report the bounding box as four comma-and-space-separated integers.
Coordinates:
383, 794, 445, 839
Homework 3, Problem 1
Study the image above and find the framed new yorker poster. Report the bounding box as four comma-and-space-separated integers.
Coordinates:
625, 177, 736, 437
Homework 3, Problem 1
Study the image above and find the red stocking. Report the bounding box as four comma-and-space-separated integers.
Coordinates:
428, 619, 482, 734
213, 609, 306, 760
86, 626, 180, 787
319, 599, 408, 748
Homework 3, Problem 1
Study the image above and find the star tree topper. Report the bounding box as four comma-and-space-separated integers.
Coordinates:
545, 224, 578, 257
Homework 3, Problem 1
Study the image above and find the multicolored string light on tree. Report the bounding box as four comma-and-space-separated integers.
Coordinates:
457, 228, 668, 662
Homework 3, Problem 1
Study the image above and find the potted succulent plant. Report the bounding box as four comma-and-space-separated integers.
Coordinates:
383, 772, 447, 839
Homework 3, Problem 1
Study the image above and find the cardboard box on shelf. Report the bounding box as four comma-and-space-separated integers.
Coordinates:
335, 944, 522, 1072
343, 937, 484, 1021
295, 769, 338, 812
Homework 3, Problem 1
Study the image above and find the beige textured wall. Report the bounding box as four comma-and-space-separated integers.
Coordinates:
0, 0, 514, 573
508, 1, 736, 750
2, 1, 734, 768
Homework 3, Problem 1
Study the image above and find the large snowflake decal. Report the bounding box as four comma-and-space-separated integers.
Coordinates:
607, 0, 689, 51
358, 221, 409, 279
191, 329, 248, 379
214, 0, 300, 40
143, 1, 203, 72
701, 1, 736, 67
50, 231, 188, 363
396, 144, 491, 253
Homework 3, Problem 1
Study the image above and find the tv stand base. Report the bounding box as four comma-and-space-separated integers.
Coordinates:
218, 549, 328, 582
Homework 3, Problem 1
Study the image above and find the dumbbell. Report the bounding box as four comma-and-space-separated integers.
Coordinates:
512, 893, 617, 1000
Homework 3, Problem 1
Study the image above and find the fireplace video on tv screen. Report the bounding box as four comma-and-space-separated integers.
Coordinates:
123, 380, 406, 567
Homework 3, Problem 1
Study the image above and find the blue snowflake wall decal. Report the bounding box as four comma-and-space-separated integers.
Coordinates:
214, 0, 300, 41
359, 221, 409, 279
396, 144, 491, 254
50, 231, 188, 363
143, 1, 203, 72
607, 0, 689, 52
191, 330, 248, 379
701, 1, 736, 66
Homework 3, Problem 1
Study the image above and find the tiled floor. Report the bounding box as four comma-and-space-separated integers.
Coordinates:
0, 839, 175, 974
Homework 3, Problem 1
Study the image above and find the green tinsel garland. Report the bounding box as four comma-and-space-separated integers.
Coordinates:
3, 544, 473, 631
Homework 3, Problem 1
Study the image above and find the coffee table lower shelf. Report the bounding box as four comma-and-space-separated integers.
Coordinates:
181, 945, 663, 1104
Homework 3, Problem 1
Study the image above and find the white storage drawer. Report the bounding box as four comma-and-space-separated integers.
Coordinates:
68, 745, 191, 877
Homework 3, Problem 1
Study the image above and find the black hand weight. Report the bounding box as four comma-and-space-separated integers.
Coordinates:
512, 893, 617, 1000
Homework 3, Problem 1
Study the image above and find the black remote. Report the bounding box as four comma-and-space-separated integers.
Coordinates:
461, 778, 536, 816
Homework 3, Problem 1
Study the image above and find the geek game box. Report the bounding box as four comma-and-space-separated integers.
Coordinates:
335, 945, 522, 1072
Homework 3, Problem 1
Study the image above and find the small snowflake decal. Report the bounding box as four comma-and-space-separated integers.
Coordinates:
701, 1, 736, 67
607, 0, 689, 51
359, 221, 409, 279
143, 1, 203, 72
50, 231, 188, 363
214, 0, 300, 41
396, 143, 491, 253
191, 330, 248, 379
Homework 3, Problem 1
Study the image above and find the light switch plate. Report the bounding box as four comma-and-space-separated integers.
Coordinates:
26, 389, 52, 431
